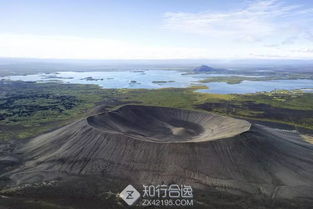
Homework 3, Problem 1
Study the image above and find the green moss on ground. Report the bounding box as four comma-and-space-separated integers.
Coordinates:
116, 88, 313, 130
199, 74, 313, 84
0, 81, 113, 140
1, 81, 312, 141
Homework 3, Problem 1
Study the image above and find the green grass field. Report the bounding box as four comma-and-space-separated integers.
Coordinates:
1, 81, 313, 141
199, 73, 313, 84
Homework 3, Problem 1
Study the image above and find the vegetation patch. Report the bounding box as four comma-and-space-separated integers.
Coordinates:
199, 74, 313, 84
1, 81, 312, 141
0, 81, 109, 140
116, 88, 313, 131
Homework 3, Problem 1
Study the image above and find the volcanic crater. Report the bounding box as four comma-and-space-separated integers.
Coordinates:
86, 105, 251, 143
3, 105, 313, 204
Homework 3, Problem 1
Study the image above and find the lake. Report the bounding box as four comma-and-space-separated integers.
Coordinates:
196, 79, 313, 94
2, 70, 313, 94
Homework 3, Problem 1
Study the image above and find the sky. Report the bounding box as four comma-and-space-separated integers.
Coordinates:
1, 0, 313, 59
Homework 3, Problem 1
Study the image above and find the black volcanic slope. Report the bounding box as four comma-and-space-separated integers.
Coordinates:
4, 105, 313, 203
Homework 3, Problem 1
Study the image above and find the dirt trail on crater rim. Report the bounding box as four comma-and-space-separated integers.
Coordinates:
3, 105, 313, 202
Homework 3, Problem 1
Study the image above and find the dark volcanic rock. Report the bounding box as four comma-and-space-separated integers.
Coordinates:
3, 105, 313, 204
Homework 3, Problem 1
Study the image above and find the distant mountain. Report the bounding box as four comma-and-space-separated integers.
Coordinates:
193, 65, 219, 73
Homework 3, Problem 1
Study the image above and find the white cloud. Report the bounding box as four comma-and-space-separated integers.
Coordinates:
1, 33, 312, 60
0, 34, 217, 59
164, 0, 313, 43
1, 1, 313, 60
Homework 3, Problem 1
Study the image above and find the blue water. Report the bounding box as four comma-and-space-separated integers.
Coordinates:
2, 70, 313, 94
3, 70, 199, 89
197, 80, 313, 94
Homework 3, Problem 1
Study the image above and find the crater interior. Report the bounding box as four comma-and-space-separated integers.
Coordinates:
87, 105, 251, 143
